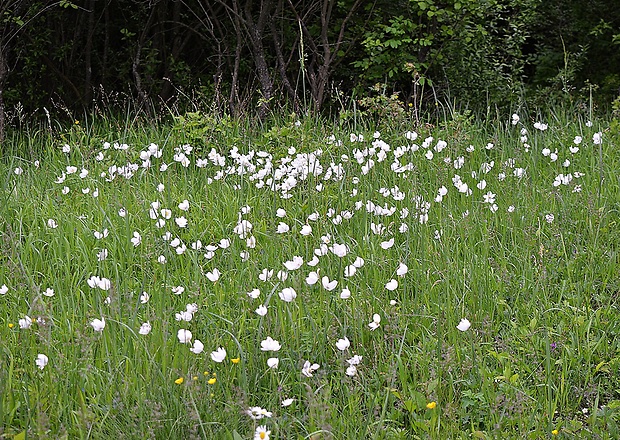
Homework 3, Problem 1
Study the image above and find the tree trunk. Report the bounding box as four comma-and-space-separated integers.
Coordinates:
0, 45, 6, 144
83, 0, 96, 106
244, 0, 275, 118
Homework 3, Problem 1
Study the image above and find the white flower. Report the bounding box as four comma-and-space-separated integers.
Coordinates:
36, 354, 49, 370
281, 398, 294, 407
91, 317, 106, 332
347, 354, 363, 365
87, 276, 111, 291
177, 329, 192, 343
534, 122, 548, 131
175, 217, 188, 228
93, 229, 109, 239
260, 337, 281, 352
131, 232, 141, 247
47, 219, 58, 229
279, 287, 297, 302
396, 263, 408, 277
254, 426, 271, 440
246, 406, 273, 420
276, 208, 287, 217
219, 238, 231, 249
321, 276, 338, 291
545, 213, 555, 224
340, 287, 351, 299
267, 357, 279, 369
190, 340, 205, 354
234, 219, 253, 238
385, 279, 398, 291
206, 268, 221, 282
368, 314, 381, 330
593, 132, 602, 145
307, 255, 320, 266
43, 288, 55, 297
97, 249, 108, 261
483, 191, 496, 204
140, 292, 150, 303
255, 305, 268, 316
301, 361, 320, 377
330, 243, 348, 257
306, 271, 320, 285
346, 365, 357, 376
247, 288, 261, 299
344, 265, 356, 277
300, 225, 312, 236
405, 130, 418, 141
139, 322, 152, 335
210, 347, 227, 362
283, 256, 303, 270
353, 257, 365, 268
259, 269, 273, 281
380, 238, 394, 249
456, 318, 471, 332
178, 199, 190, 211
276, 222, 290, 233
336, 337, 350, 351
511, 113, 520, 125
19, 315, 33, 329
172, 286, 185, 295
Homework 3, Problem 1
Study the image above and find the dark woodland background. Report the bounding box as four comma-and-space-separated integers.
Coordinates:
1, 0, 619, 129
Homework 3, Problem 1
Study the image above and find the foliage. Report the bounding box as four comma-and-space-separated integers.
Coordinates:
0, 0, 618, 131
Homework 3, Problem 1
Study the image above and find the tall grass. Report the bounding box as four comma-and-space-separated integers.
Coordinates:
0, 105, 619, 439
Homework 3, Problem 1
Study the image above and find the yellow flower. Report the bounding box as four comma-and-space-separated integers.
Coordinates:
552, 429, 559, 435
174, 377, 184, 385
231, 357, 240, 364
426, 401, 437, 409
192, 376, 198, 381
8, 323, 14, 328
208, 377, 216, 385
203, 371, 209, 376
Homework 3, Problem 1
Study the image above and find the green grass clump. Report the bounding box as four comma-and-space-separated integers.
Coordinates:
0, 108, 619, 439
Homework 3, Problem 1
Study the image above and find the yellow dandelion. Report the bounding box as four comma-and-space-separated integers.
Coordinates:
8, 323, 14, 328
174, 377, 184, 385
208, 377, 216, 385
231, 357, 240, 364
426, 401, 437, 410
552, 429, 559, 435
192, 376, 198, 381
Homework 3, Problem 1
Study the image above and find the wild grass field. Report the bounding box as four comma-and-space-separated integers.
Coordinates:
0, 107, 619, 439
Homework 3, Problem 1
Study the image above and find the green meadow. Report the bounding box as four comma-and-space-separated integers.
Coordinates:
0, 107, 619, 439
